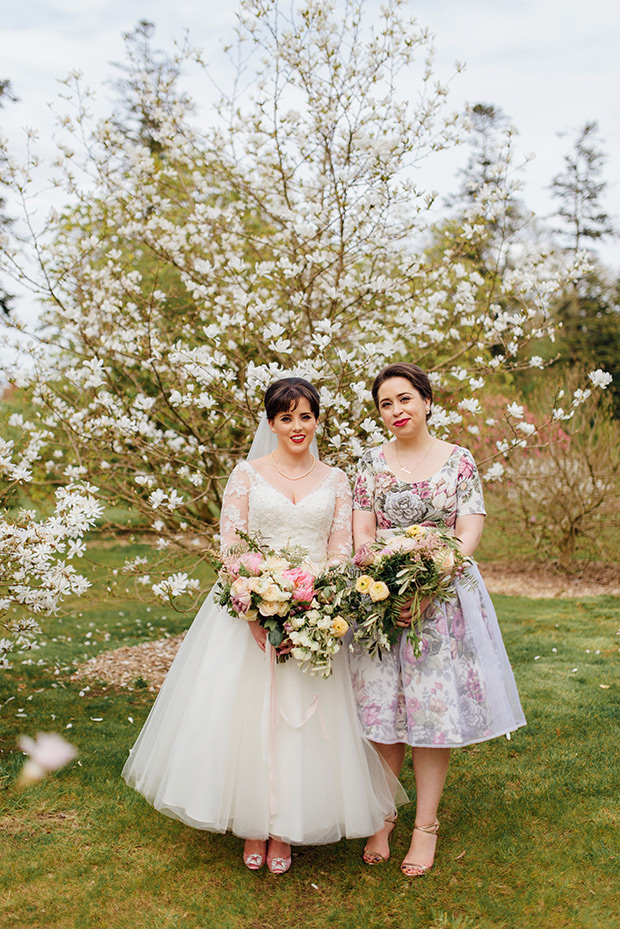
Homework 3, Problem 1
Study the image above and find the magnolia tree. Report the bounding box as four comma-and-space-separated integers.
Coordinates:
0, 430, 103, 667
0, 0, 612, 604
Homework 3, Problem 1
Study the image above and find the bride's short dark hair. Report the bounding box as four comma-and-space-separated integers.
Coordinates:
264, 377, 320, 421
371, 363, 433, 420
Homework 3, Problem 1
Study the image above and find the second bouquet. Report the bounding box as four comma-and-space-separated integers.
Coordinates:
347, 525, 475, 659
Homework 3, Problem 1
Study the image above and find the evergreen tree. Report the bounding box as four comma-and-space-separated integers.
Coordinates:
454, 103, 510, 204
443, 102, 526, 270
550, 121, 615, 254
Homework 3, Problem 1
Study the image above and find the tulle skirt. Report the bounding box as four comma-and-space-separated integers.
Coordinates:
349, 564, 526, 747
122, 589, 405, 845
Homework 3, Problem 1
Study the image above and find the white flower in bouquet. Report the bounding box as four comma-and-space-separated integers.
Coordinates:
387, 535, 417, 553
263, 555, 290, 572
258, 599, 289, 617
260, 583, 290, 604
433, 548, 456, 576
248, 575, 277, 596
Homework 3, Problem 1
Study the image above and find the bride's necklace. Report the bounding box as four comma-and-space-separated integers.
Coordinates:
395, 437, 435, 476
270, 450, 316, 481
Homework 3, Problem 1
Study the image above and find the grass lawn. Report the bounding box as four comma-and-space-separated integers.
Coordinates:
1, 543, 619, 929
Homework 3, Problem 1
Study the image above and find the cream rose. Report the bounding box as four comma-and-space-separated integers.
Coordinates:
433, 548, 456, 576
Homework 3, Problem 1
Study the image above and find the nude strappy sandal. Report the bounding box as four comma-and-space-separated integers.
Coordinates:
362, 812, 398, 865
400, 819, 439, 877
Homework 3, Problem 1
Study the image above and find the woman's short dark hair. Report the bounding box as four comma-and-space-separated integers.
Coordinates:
264, 377, 320, 421
371, 363, 433, 420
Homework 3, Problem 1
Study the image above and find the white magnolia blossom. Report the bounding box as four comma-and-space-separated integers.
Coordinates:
588, 369, 613, 390
483, 462, 505, 482
572, 388, 592, 407
17, 732, 78, 788
0, 434, 103, 667
152, 572, 200, 601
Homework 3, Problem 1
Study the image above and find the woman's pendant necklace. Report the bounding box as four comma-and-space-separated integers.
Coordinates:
395, 438, 435, 477
270, 450, 316, 481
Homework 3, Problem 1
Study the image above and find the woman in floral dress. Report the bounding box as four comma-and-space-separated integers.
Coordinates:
350, 362, 525, 876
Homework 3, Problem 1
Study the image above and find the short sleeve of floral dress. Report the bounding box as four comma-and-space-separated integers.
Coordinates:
349, 445, 525, 747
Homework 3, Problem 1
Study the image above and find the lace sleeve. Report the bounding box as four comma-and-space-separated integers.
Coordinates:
219, 463, 251, 552
327, 468, 353, 560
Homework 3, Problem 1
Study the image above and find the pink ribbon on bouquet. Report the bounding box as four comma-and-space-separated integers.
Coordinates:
264, 644, 329, 817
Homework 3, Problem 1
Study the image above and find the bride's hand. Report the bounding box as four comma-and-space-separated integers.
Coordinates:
276, 638, 294, 656
248, 621, 268, 652
395, 596, 431, 628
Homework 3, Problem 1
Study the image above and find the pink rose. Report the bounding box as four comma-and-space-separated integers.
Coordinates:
353, 546, 375, 566
230, 576, 253, 614
283, 568, 316, 603
291, 586, 315, 603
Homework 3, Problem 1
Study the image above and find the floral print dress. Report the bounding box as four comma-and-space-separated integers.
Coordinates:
349, 445, 526, 748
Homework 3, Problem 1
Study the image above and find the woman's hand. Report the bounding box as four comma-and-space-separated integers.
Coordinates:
248, 621, 268, 652
395, 596, 431, 628
276, 638, 294, 656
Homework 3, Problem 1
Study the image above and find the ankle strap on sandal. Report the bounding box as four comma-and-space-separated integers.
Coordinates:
413, 819, 439, 835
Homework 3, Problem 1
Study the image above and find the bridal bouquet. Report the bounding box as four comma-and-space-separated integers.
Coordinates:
213, 536, 350, 678
347, 525, 473, 659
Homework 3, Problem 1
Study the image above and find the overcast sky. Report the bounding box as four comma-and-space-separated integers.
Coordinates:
2, 0, 619, 284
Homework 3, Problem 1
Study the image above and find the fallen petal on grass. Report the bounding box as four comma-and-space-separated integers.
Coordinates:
17, 732, 78, 788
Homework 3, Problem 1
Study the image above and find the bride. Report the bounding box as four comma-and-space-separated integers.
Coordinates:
122, 377, 404, 874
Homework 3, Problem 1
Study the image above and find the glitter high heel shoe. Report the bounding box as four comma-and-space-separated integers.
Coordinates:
243, 840, 266, 871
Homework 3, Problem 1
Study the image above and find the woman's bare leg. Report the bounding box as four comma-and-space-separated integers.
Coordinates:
402, 747, 451, 870
362, 741, 406, 861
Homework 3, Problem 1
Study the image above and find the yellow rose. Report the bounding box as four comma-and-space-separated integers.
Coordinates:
332, 617, 349, 638
355, 575, 373, 594
368, 581, 390, 602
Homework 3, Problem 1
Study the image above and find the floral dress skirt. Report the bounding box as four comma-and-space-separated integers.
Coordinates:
349, 561, 525, 746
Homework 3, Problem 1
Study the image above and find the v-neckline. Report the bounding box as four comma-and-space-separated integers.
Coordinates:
247, 465, 333, 506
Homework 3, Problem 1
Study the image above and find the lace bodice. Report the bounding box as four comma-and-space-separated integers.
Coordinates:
220, 462, 352, 561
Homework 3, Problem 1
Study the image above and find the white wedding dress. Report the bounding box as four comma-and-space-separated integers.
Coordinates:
122, 462, 404, 845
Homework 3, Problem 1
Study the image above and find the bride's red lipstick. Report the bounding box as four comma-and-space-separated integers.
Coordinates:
393, 418, 409, 427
